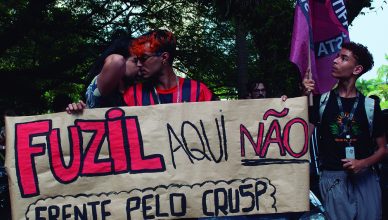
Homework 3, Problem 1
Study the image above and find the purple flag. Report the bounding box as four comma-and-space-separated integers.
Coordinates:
290, 0, 349, 94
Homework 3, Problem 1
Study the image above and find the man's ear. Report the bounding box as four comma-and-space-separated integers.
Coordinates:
161, 52, 169, 64
353, 65, 364, 76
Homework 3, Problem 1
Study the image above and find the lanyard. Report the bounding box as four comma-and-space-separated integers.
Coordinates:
334, 89, 359, 137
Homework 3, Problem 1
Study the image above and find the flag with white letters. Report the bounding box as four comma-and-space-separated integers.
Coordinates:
290, 0, 349, 94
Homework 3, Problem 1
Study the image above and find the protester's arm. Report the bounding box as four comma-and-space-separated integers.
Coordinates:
66, 100, 87, 114
97, 54, 126, 96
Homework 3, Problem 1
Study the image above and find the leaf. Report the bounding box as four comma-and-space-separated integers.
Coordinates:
330, 124, 340, 135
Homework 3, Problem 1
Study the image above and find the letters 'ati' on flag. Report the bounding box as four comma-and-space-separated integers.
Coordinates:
290, 0, 350, 94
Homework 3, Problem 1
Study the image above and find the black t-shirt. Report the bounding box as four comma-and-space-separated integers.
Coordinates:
99, 90, 125, 107
99, 78, 136, 107
309, 91, 384, 170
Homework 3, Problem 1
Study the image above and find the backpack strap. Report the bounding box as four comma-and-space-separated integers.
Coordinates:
319, 91, 330, 123
315, 91, 331, 174
364, 97, 375, 137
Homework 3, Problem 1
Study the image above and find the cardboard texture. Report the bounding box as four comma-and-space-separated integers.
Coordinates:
5, 97, 310, 219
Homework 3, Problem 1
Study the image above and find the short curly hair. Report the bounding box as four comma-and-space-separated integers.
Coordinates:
341, 42, 374, 75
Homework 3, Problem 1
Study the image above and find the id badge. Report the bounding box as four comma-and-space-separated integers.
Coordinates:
345, 146, 355, 159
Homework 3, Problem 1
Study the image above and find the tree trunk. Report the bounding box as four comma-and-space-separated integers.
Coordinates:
235, 18, 249, 99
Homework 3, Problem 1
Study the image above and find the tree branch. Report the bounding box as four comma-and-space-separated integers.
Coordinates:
0, 0, 55, 55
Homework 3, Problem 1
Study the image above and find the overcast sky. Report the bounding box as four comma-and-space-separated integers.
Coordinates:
350, 0, 388, 80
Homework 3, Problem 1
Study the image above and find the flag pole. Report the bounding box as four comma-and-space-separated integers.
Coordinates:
307, 39, 313, 106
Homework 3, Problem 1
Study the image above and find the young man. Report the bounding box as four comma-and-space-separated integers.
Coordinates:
123, 29, 217, 106
303, 42, 387, 220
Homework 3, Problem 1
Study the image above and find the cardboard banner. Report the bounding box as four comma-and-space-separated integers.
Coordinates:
5, 97, 310, 219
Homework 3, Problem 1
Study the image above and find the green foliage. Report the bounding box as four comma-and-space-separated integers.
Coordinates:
356, 54, 388, 109
0, 0, 374, 115
250, 0, 301, 98
212, 0, 302, 98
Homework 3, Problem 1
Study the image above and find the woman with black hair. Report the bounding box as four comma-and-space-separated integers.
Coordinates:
66, 36, 139, 113
85, 36, 139, 108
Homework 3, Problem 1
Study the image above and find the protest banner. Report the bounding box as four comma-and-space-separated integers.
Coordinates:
5, 97, 310, 219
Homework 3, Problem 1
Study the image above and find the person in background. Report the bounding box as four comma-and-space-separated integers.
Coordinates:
381, 108, 388, 220
249, 82, 267, 99
0, 109, 16, 220
369, 94, 388, 220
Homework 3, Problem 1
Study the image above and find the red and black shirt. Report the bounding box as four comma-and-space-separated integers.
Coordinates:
123, 77, 217, 106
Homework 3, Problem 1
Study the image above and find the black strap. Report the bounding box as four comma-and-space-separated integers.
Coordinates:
142, 84, 152, 106
334, 89, 359, 137
134, 84, 138, 106
182, 78, 191, 102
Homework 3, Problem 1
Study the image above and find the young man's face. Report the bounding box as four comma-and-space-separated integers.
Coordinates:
135, 43, 163, 79
331, 48, 360, 80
